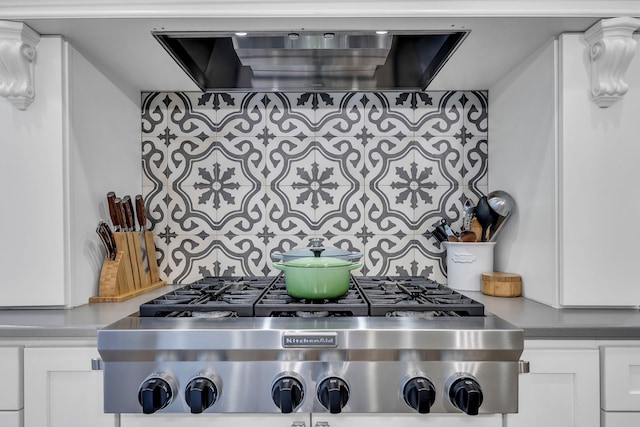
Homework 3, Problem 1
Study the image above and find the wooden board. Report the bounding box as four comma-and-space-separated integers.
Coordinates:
481, 272, 522, 297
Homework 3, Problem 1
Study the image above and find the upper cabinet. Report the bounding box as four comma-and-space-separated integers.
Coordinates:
488, 29, 640, 307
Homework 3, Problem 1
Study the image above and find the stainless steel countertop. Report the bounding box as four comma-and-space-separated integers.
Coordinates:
0, 285, 639, 339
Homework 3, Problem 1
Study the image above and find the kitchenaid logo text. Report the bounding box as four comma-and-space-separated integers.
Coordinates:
282, 333, 338, 348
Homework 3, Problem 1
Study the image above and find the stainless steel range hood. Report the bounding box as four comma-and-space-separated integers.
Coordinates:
152, 30, 469, 91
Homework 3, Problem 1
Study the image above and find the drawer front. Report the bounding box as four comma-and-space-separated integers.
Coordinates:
0, 347, 23, 410
601, 347, 640, 411
601, 410, 640, 427
0, 409, 23, 427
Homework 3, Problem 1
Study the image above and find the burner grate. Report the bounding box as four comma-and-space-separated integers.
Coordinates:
139, 275, 484, 318
253, 276, 369, 317
139, 276, 277, 317
355, 276, 484, 317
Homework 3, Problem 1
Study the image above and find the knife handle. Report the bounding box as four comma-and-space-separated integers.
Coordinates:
114, 198, 126, 231
107, 192, 119, 230
96, 221, 116, 260
135, 195, 147, 231
123, 196, 136, 231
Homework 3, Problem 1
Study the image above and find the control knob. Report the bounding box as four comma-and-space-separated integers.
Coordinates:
403, 377, 436, 413
185, 377, 218, 414
449, 377, 483, 415
138, 376, 174, 414
317, 377, 349, 414
271, 376, 304, 413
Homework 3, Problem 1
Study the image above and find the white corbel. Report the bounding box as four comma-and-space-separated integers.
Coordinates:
584, 17, 640, 108
0, 21, 40, 110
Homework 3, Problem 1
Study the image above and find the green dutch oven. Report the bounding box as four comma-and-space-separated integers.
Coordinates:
273, 254, 363, 299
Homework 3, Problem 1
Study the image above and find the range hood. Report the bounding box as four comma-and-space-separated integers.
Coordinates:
153, 30, 468, 91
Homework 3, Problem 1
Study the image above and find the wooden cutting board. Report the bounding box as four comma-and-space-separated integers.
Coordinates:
481, 272, 522, 297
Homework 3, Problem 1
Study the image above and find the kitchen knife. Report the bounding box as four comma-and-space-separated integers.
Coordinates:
112, 197, 138, 292
114, 198, 126, 231
106, 191, 120, 231
135, 195, 146, 231
96, 221, 116, 260
135, 194, 161, 284
122, 196, 136, 232
123, 195, 145, 288
134, 194, 151, 283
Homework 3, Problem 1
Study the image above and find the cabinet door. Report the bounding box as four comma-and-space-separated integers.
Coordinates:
311, 414, 502, 427
23, 347, 118, 427
121, 413, 308, 427
504, 347, 599, 427
0, 410, 23, 427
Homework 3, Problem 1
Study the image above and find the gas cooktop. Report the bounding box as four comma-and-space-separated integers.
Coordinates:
138, 275, 484, 318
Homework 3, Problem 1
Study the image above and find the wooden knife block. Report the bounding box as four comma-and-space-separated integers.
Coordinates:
90, 231, 165, 303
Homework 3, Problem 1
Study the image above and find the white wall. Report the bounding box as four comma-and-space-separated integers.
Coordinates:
488, 39, 559, 306
66, 39, 141, 307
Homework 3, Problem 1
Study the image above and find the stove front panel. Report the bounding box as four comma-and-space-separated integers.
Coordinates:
103, 359, 519, 414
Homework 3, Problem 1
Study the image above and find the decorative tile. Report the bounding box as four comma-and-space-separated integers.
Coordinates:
363, 92, 414, 137
142, 136, 167, 189
141, 92, 168, 137
265, 92, 316, 137
217, 92, 267, 138
315, 92, 366, 137
363, 234, 415, 277
463, 91, 489, 136
413, 136, 465, 186
462, 134, 488, 189
165, 92, 217, 137
265, 185, 316, 235
414, 91, 464, 138
315, 186, 365, 236
141, 90, 489, 283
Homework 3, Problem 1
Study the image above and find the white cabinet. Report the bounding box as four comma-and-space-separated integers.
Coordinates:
600, 344, 640, 426
0, 34, 140, 308
0, 346, 24, 427
120, 412, 500, 427
489, 33, 640, 307
23, 346, 118, 427
505, 341, 600, 427
311, 413, 502, 426
121, 413, 306, 427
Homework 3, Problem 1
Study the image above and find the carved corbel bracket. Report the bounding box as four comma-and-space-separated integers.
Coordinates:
0, 21, 41, 110
584, 17, 640, 108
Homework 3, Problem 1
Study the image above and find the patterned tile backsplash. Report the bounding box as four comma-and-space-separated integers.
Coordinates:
141, 91, 488, 284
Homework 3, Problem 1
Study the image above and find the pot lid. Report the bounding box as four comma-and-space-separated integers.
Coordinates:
283, 256, 354, 268
279, 246, 357, 258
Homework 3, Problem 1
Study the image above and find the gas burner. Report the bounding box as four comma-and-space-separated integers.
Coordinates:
191, 311, 237, 319
295, 311, 329, 318
386, 310, 460, 318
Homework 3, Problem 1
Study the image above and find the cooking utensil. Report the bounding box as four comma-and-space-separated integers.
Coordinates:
487, 190, 515, 241
273, 249, 363, 299
272, 238, 363, 262
460, 230, 477, 242
135, 194, 161, 284
474, 196, 493, 242
462, 198, 474, 231
431, 219, 457, 242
